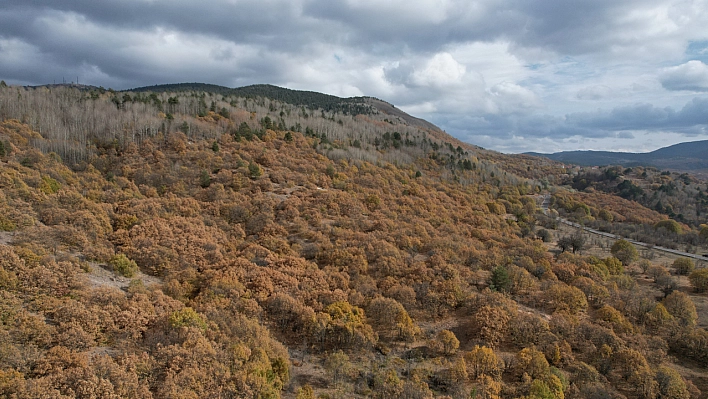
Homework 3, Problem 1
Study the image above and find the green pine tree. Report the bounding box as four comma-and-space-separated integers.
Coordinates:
199, 170, 211, 188
490, 266, 510, 292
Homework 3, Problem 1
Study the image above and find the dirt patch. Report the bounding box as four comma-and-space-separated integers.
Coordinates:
413, 254, 429, 263
517, 303, 552, 321
0, 231, 14, 245
266, 192, 290, 202
86, 262, 162, 291
283, 185, 306, 195
286, 349, 329, 392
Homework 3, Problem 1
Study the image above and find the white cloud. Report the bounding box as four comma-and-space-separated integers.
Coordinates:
488, 82, 542, 114
660, 60, 708, 91
410, 53, 466, 88
399, 102, 437, 115
450, 41, 529, 86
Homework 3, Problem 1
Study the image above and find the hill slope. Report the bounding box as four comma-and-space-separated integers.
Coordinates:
0, 83, 705, 399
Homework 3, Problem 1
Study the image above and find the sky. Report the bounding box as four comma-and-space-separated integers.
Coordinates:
1, 1, 708, 154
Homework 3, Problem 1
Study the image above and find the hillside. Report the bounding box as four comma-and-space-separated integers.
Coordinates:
126, 83, 560, 181
561, 163, 708, 230
0, 83, 706, 399
527, 140, 708, 173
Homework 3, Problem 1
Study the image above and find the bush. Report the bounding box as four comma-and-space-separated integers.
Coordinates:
434, 330, 460, 355
169, 307, 208, 331
545, 283, 588, 315
673, 258, 694, 275
662, 291, 697, 326
648, 264, 670, 281
655, 366, 691, 399
655, 219, 683, 234
604, 257, 624, 275
39, 175, 61, 194
109, 254, 138, 278
296, 385, 315, 399
0, 215, 16, 232
537, 229, 551, 242
689, 268, 708, 293
610, 239, 638, 265
248, 162, 262, 179
598, 209, 613, 222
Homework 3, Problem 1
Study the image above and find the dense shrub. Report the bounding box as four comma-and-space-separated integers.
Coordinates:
109, 254, 138, 277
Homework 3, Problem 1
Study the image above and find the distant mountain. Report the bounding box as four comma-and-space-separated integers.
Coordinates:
526, 140, 708, 172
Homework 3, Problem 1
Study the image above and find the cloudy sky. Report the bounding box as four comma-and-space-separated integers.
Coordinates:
2, 0, 708, 153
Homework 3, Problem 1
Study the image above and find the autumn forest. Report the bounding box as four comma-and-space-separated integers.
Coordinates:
0, 83, 707, 399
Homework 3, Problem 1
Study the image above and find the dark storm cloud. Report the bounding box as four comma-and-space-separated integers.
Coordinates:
302, 0, 523, 53
435, 112, 597, 144
0, 0, 345, 88
0, 2, 313, 88
1, 0, 679, 85
302, 0, 682, 58
3, 0, 309, 44
512, 0, 642, 55
567, 98, 708, 131
0, 0, 698, 84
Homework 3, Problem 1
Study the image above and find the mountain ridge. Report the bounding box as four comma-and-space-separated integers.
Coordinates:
526, 140, 708, 172
129, 82, 445, 134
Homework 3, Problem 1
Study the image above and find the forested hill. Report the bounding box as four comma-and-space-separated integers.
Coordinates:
129, 83, 474, 160
131, 83, 388, 119
526, 140, 708, 172
131, 82, 237, 96
0, 83, 706, 399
